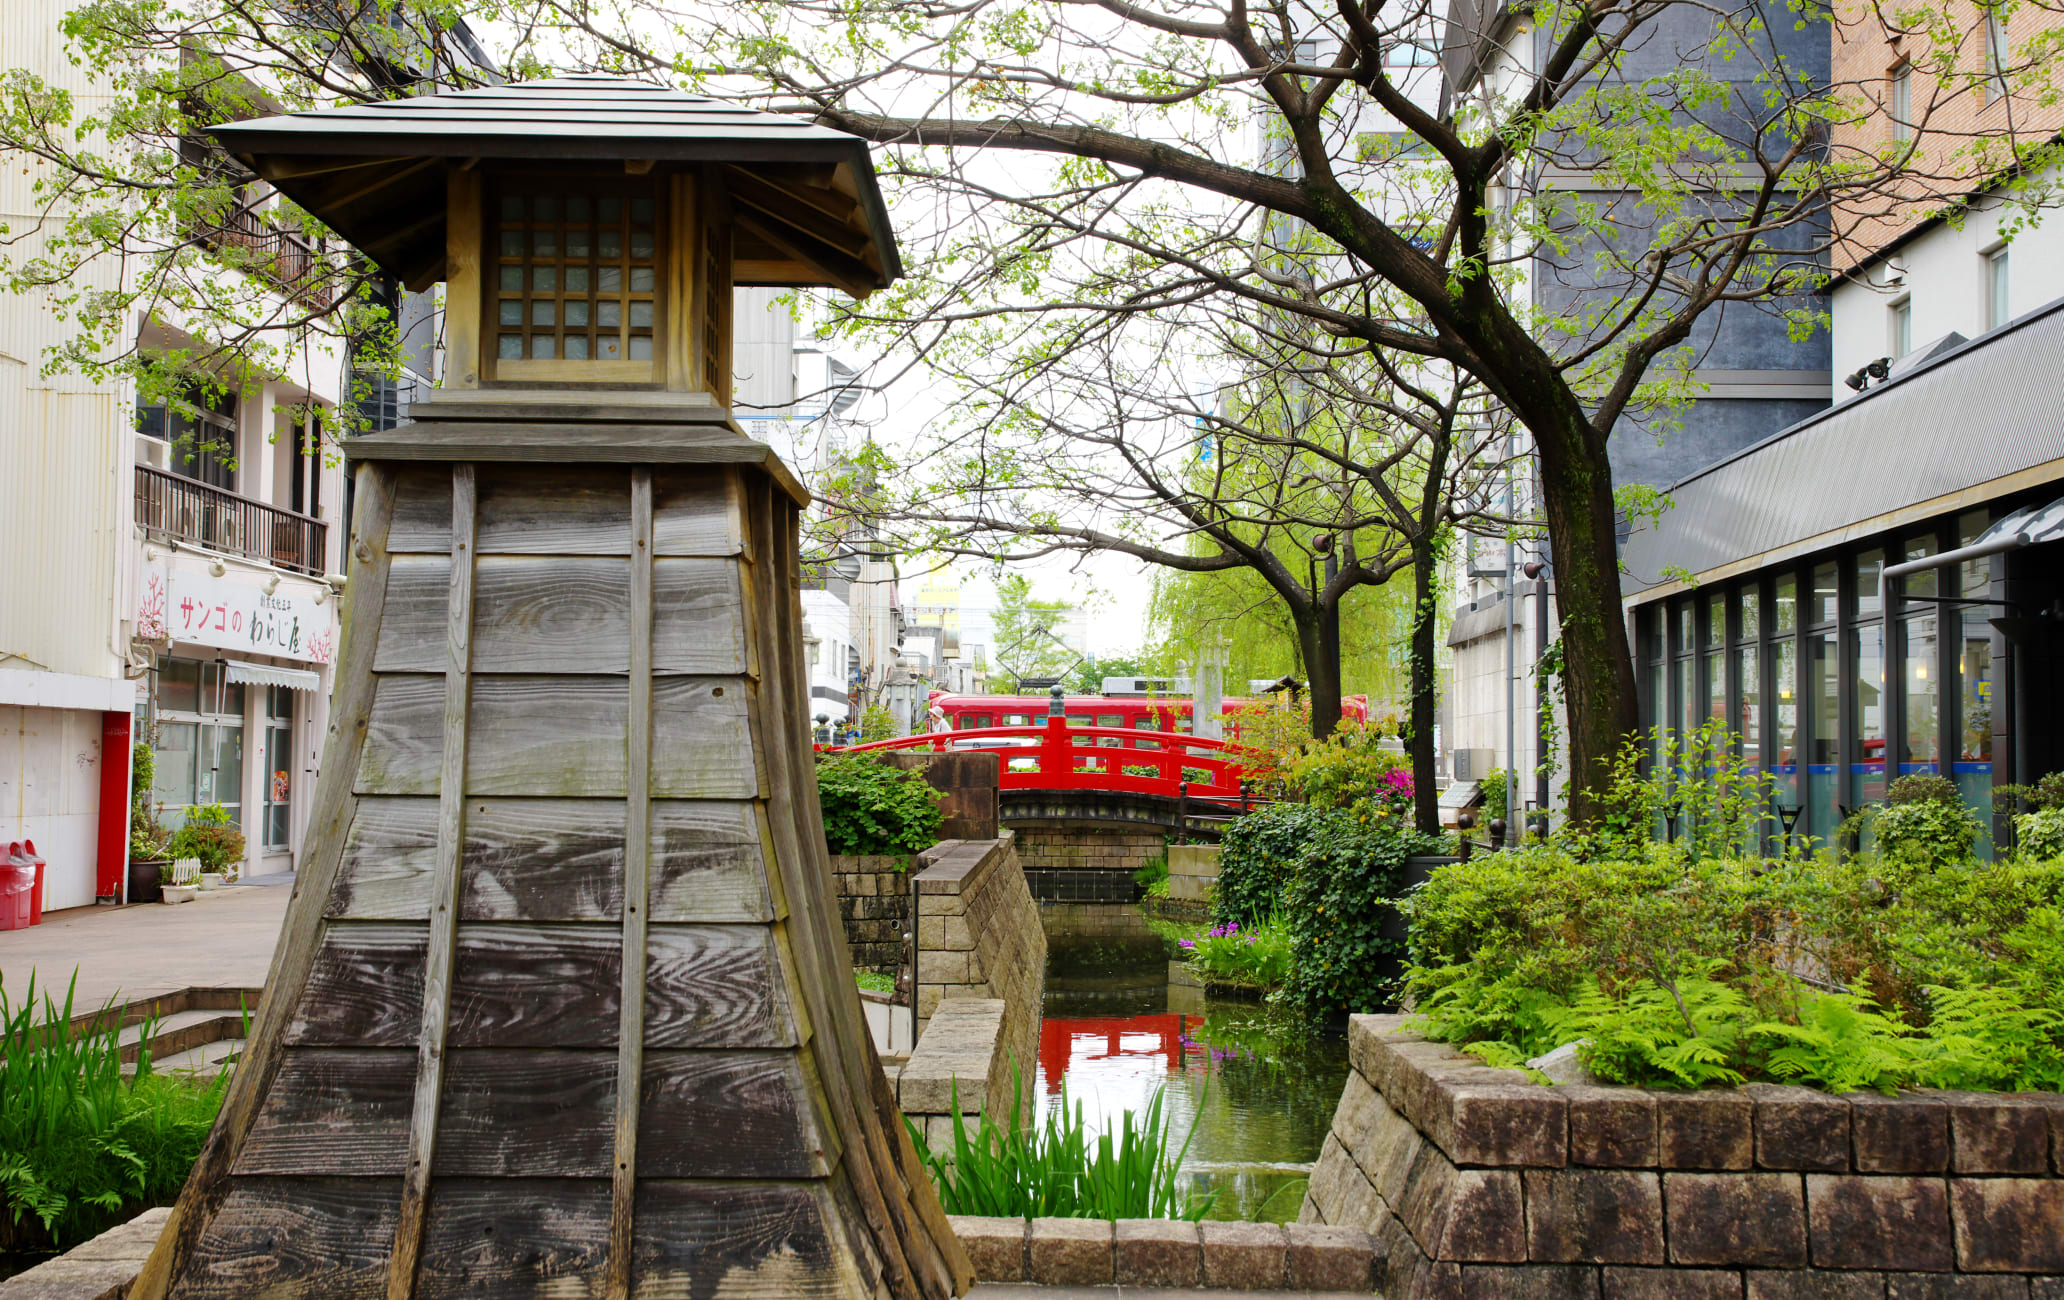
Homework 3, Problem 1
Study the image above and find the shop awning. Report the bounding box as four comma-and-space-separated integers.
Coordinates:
1882, 494, 2064, 580
224, 660, 323, 693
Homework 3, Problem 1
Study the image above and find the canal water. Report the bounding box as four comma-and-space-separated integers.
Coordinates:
1036, 903, 1350, 1223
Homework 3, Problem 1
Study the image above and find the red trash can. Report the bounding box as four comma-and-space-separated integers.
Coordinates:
20, 839, 46, 924
0, 862, 32, 930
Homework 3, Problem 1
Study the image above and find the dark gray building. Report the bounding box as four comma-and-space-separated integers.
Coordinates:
1440, 0, 1832, 488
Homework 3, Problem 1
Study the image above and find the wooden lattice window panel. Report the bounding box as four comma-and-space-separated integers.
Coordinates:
493, 181, 661, 367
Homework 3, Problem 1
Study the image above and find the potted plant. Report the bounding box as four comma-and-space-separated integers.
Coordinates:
168, 804, 246, 887
126, 742, 171, 904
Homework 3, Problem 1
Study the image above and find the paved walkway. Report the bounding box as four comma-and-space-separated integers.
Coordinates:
0, 884, 290, 1012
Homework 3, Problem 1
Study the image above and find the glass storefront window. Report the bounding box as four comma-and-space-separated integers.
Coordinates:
1771, 639, 1798, 809
1957, 510, 1993, 847
1677, 657, 1694, 765
1903, 536, 1937, 599
1705, 592, 1725, 649
159, 659, 200, 714
1738, 642, 1761, 767
151, 655, 245, 833
264, 722, 292, 848
1737, 585, 1760, 642
1902, 611, 1939, 773
1705, 649, 1725, 730
153, 723, 199, 820
1811, 563, 1838, 627
1851, 622, 1885, 807
1809, 633, 1839, 838
1775, 573, 1797, 634
1854, 549, 1884, 621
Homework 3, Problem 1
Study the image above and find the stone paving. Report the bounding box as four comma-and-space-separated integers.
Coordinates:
970, 1289, 1372, 1298
0, 882, 289, 1010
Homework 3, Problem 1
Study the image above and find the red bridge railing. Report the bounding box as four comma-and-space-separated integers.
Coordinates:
826, 715, 1249, 802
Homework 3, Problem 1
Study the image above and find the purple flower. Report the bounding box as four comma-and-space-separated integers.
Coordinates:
1178, 939, 1195, 949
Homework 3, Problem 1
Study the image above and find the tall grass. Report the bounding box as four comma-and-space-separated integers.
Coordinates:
1, 973, 230, 1248
907, 1068, 1214, 1221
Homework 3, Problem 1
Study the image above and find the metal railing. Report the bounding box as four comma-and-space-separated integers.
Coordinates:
135, 465, 328, 575
202, 205, 335, 310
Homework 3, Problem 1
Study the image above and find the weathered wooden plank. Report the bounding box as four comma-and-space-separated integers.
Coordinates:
637, 1051, 823, 1179
371, 556, 451, 670
283, 923, 428, 1047
650, 677, 759, 798
358, 676, 651, 798
644, 924, 797, 1049
388, 467, 453, 553
447, 923, 621, 1047
169, 1177, 398, 1299
413, 1179, 610, 1300
443, 170, 482, 390
437, 1050, 617, 1178
651, 472, 740, 556
476, 467, 632, 554
388, 462, 476, 1300
651, 558, 748, 674
234, 1049, 414, 1176
631, 1181, 850, 1299
327, 798, 773, 923
609, 468, 657, 1300
648, 801, 774, 923
377, 556, 639, 674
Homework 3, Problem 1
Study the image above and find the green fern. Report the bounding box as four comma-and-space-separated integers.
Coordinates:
1747, 992, 1918, 1094
1555, 965, 1751, 1089
1910, 984, 2064, 1092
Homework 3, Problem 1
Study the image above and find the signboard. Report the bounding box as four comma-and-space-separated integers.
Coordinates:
146, 564, 337, 665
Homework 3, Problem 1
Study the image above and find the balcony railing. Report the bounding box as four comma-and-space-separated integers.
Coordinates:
203, 205, 336, 310
135, 465, 328, 576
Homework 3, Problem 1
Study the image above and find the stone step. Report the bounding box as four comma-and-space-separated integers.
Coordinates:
125, 1036, 243, 1079
115, 1008, 247, 1065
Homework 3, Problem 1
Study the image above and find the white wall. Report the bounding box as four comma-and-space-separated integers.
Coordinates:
0, 706, 112, 912
1833, 168, 2064, 396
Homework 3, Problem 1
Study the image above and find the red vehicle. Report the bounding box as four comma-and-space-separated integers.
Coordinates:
927, 690, 1369, 743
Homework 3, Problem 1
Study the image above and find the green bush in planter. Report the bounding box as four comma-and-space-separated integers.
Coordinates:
2016, 807, 2064, 860
814, 755, 944, 856
1278, 814, 1444, 1023
167, 804, 245, 877
1875, 773, 1982, 863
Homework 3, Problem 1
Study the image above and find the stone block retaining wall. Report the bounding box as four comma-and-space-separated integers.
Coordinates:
1302, 1014, 2064, 1299
1014, 828, 1165, 901
913, 833, 1044, 1110
950, 1215, 1379, 1290
1168, 842, 1221, 903
832, 853, 912, 973
896, 997, 1010, 1148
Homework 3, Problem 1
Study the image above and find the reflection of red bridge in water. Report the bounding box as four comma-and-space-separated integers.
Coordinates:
1038, 1014, 1195, 1096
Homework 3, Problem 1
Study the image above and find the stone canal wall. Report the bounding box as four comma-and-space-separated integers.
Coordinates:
912, 832, 1044, 1110
831, 853, 912, 973
1014, 827, 1165, 901
1303, 1014, 2064, 1299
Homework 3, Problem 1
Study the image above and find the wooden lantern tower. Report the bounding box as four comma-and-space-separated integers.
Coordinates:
130, 75, 971, 1300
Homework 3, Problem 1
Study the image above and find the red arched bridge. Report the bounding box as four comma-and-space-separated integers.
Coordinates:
824, 715, 1256, 836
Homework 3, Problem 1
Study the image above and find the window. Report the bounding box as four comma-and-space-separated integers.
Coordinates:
262, 686, 293, 850
140, 386, 238, 490
151, 656, 246, 835
1889, 63, 1912, 142
1984, 6, 2009, 104
1890, 296, 1913, 357
493, 184, 660, 370
1984, 245, 2010, 330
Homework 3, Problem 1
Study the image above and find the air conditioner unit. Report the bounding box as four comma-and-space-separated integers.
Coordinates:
1450, 748, 1495, 781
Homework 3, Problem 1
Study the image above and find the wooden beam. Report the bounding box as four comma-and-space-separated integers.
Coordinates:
385, 462, 476, 1300
606, 469, 654, 1299
362, 209, 444, 257
300, 156, 443, 217
727, 168, 873, 263
725, 165, 859, 224
732, 209, 875, 301
667, 174, 695, 395
443, 171, 482, 389
625, 158, 656, 175
258, 155, 415, 182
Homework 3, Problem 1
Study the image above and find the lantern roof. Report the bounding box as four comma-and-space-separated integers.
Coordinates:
210, 73, 902, 295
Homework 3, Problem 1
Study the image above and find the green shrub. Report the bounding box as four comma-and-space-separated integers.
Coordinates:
128, 744, 169, 860
1281, 724, 1410, 811
2016, 807, 2064, 860
1, 973, 232, 1247
1278, 815, 1444, 1023
1213, 802, 1330, 927
1133, 855, 1168, 897
1478, 768, 1508, 822
1874, 799, 1982, 863
908, 1071, 1212, 1221
1885, 774, 1960, 806
1402, 845, 2064, 1092
166, 804, 244, 877
1179, 918, 1292, 990
814, 756, 945, 856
